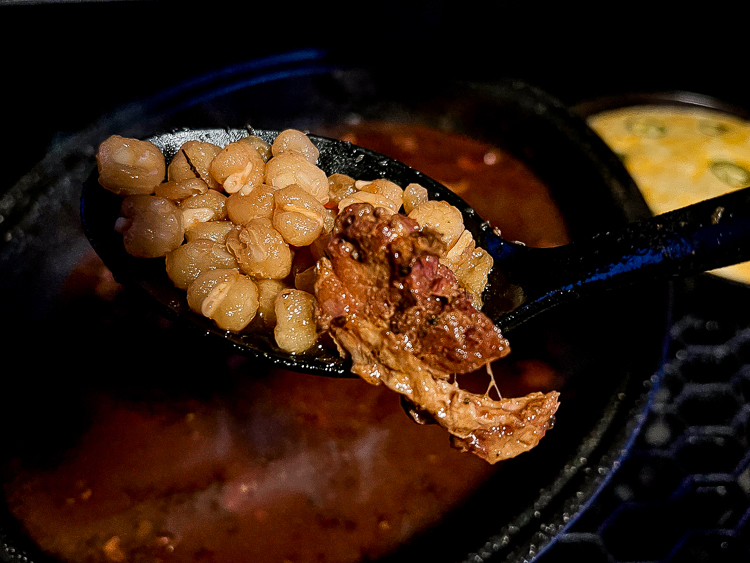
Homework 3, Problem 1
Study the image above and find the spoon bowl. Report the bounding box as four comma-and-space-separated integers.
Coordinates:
81, 128, 482, 377
81, 128, 750, 376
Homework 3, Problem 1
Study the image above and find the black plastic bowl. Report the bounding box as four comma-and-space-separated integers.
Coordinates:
0, 50, 670, 563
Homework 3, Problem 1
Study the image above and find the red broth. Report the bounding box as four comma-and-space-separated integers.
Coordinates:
2, 123, 569, 563
333, 122, 570, 248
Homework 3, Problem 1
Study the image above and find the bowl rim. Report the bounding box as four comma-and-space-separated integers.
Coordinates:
573, 90, 750, 121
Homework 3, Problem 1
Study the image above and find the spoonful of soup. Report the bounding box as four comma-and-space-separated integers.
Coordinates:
81, 127, 750, 462
82, 128, 503, 375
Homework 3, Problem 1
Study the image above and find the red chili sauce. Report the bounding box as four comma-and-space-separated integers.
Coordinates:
2, 123, 570, 563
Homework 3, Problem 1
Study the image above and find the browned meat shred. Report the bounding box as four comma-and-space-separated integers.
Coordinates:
315, 203, 560, 462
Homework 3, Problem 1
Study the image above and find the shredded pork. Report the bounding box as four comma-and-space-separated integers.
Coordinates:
315, 203, 560, 462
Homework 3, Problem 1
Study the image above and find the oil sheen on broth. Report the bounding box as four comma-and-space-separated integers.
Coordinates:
2, 123, 569, 563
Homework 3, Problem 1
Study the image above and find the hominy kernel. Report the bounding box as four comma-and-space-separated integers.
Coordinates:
274, 212, 323, 247
187, 267, 233, 313
165, 239, 238, 290
155, 178, 209, 202
441, 229, 475, 268
226, 218, 292, 279
245, 135, 272, 162
185, 220, 235, 243
181, 207, 216, 230
274, 289, 318, 353
451, 247, 493, 308
179, 190, 228, 230
226, 184, 277, 225
338, 190, 397, 215
187, 269, 236, 317
408, 200, 465, 249
359, 179, 404, 211
187, 268, 260, 332
116, 195, 184, 258
271, 129, 320, 164
168, 140, 222, 190
265, 152, 329, 204
210, 138, 266, 194
272, 184, 327, 246
403, 183, 429, 214
97, 135, 165, 196
256, 279, 287, 326
327, 173, 357, 205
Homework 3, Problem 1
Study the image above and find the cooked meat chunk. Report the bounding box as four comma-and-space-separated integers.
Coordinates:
315, 203, 560, 462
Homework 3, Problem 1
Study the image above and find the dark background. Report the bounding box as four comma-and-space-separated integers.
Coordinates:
2, 0, 748, 191
2, 3, 749, 562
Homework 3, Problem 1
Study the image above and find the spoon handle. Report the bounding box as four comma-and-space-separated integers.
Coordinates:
482, 187, 750, 332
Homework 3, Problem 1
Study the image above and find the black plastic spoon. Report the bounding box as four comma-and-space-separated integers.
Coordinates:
81, 128, 750, 376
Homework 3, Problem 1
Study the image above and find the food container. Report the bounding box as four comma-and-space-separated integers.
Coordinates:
0, 51, 671, 563
575, 91, 750, 286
